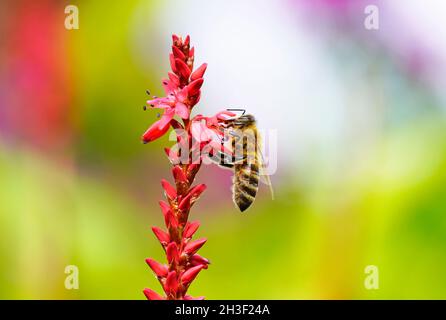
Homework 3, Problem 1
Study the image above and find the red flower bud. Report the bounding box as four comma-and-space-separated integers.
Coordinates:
193, 91, 201, 105
187, 163, 199, 173
172, 45, 186, 60
143, 288, 165, 300
183, 221, 200, 238
159, 201, 178, 228
175, 58, 191, 79
172, 34, 180, 45
190, 254, 210, 269
181, 265, 204, 286
184, 238, 207, 255
141, 117, 172, 143
187, 78, 204, 96
188, 184, 207, 204
151, 227, 170, 246
169, 53, 177, 73
190, 63, 207, 81
178, 193, 191, 212
168, 210, 179, 229
161, 179, 177, 200
159, 200, 170, 221
184, 35, 190, 47
165, 271, 179, 294
145, 258, 168, 278
166, 242, 180, 265
172, 166, 188, 183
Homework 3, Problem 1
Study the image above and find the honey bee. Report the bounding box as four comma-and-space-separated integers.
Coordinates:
217, 112, 274, 212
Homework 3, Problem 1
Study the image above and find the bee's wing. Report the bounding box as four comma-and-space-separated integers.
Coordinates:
257, 141, 275, 201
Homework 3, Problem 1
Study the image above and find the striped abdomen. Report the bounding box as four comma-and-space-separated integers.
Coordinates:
232, 160, 259, 212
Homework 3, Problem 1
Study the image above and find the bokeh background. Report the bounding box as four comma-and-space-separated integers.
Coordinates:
1, 0, 446, 299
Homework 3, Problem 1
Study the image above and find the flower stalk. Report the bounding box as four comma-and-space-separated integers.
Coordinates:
142, 35, 234, 300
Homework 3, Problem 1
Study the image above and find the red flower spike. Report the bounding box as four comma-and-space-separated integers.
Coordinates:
183, 221, 200, 238
146, 258, 168, 278
187, 78, 204, 96
151, 227, 170, 245
161, 179, 177, 200
143, 35, 230, 300
143, 288, 165, 300
181, 265, 204, 286
191, 63, 207, 81
166, 242, 180, 265
175, 58, 191, 79
184, 238, 207, 255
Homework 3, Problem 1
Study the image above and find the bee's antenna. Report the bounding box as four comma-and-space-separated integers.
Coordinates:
227, 108, 246, 115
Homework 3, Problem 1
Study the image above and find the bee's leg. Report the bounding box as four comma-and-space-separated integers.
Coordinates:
218, 151, 236, 168
207, 151, 234, 168
229, 131, 241, 139
218, 162, 234, 170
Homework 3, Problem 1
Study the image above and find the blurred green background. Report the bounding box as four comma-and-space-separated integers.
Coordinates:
1, 0, 446, 299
